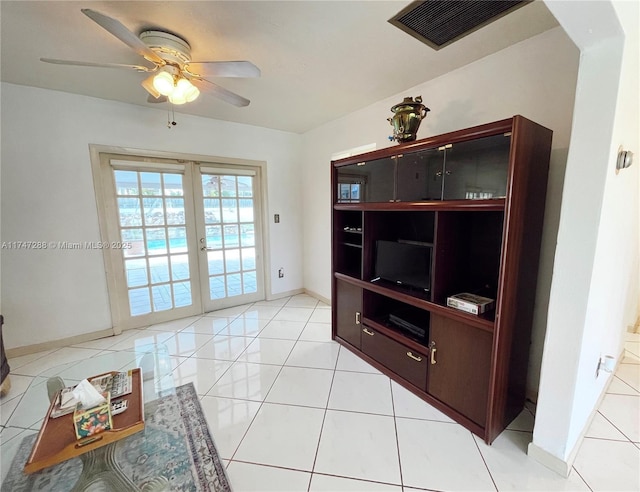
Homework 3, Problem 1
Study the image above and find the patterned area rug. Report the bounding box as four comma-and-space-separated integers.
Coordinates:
1, 383, 231, 491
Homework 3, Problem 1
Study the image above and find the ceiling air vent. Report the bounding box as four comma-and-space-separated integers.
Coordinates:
389, 0, 530, 50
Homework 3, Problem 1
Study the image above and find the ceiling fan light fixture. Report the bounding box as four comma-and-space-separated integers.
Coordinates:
178, 78, 200, 102
153, 71, 175, 96
169, 92, 187, 105
168, 78, 199, 104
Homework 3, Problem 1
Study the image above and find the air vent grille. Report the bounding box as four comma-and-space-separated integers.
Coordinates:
390, 0, 529, 50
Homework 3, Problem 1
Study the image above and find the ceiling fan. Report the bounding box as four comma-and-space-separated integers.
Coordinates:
40, 9, 260, 107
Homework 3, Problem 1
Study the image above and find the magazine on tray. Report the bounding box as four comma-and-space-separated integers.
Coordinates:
50, 370, 133, 418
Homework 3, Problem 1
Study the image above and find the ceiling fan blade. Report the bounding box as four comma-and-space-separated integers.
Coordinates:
40, 58, 155, 72
81, 9, 165, 65
185, 61, 261, 78
191, 79, 250, 107
147, 94, 167, 104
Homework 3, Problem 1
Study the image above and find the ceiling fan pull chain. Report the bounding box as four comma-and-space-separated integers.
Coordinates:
167, 105, 177, 129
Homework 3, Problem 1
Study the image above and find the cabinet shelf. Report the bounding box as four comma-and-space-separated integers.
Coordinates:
362, 317, 430, 354
335, 272, 495, 332
342, 242, 363, 249
334, 198, 505, 212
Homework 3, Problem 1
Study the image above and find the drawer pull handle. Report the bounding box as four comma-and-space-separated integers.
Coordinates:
355, 312, 361, 325
362, 328, 374, 336
406, 351, 422, 362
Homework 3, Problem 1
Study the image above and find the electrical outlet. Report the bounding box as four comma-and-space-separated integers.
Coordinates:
274, 214, 280, 223
278, 268, 284, 278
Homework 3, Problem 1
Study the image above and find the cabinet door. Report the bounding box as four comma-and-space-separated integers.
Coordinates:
335, 281, 363, 349
443, 134, 510, 200
428, 314, 492, 426
336, 157, 395, 203
396, 149, 443, 201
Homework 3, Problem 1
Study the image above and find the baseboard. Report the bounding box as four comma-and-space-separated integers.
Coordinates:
6, 289, 318, 357
265, 288, 304, 301
527, 442, 572, 477
528, 348, 623, 476
303, 288, 330, 305
5, 328, 115, 359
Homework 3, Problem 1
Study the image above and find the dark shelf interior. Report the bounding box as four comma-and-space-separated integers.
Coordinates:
364, 290, 430, 346
432, 211, 504, 305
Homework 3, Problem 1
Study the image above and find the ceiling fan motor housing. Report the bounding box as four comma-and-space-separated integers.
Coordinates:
140, 31, 191, 67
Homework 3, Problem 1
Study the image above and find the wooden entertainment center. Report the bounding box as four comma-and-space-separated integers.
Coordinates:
331, 115, 552, 444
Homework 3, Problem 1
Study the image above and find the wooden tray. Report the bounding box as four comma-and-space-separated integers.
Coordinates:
24, 367, 145, 474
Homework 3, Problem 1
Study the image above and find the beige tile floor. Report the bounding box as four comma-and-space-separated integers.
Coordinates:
1, 294, 639, 491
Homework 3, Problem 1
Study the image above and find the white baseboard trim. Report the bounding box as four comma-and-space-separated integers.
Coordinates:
5, 289, 318, 358
304, 288, 330, 305
265, 288, 304, 301
528, 348, 623, 476
6, 328, 115, 359
527, 442, 572, 477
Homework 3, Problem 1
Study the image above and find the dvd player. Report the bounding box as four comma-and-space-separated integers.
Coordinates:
388, 313, 426, 340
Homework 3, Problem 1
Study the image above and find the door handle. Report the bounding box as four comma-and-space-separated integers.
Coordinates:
200, 246, 217, 252
362, 328, 374, 336
429, 341, 437, 365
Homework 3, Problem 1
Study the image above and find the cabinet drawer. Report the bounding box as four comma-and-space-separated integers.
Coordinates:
361, 326, 428, 390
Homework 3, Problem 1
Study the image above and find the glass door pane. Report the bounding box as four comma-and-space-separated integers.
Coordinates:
113, 169, 195, 317
396, 149, 443, 202
443, 134, 511, 200
198, 170, 263, 311
336, 156, 396, 203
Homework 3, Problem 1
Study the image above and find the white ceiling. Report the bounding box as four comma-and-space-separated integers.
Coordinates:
0, 1, 559, 134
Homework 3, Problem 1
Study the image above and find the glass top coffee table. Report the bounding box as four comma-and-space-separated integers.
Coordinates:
3, 344, 175, 491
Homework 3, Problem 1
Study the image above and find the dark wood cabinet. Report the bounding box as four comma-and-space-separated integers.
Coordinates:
331, 115, 553, 443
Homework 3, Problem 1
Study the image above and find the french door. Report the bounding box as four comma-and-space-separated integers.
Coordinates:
195, 167, 264, 312
97, 154, 265, 330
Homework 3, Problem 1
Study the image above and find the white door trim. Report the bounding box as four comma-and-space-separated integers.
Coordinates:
89, 144, 272, 331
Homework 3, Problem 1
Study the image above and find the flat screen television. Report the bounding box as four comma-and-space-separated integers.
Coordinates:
373, 240, 432, 291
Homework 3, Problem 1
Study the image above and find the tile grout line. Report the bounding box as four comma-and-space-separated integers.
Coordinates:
225, 300, 300, 465
306, 342, 342, 491
572, 464, 595, 491
147, 302, 275, 467
471, 433, 499, 491
596, 409, 637, 444
609, 374, 640, 395
389, 377, 405, 490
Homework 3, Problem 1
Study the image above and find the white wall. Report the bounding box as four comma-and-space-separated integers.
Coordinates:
1, 84, 303, 349
301, 26, 580, 397
532, 0, 639, 471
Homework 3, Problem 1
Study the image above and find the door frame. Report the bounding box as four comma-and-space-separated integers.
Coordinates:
89, 144, 272, 333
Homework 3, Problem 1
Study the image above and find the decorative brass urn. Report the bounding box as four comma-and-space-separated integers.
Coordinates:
387, 96, 430, 143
